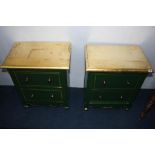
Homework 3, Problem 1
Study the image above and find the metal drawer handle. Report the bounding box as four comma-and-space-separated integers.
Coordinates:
99, 95, 102, 99
25, 77, 29, 82
126, 81, 130, 85
48, 77, 52, 83
30, 94, 34, 98
50, 94, 54, 99
103, 80, 106, 85
120, 95, 123, 99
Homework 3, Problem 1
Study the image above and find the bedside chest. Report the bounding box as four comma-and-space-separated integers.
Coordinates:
84, 45, 152, 110
1, 42, 71, 108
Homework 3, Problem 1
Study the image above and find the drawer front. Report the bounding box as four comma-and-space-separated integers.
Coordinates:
88, 89, 138, 105
88, 72, 147, 89
21, 88, 64, 105
11, 70, 65, 88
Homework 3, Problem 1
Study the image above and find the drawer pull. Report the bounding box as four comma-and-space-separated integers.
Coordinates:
99, 95, 102, 99
126, 81, 130, 85
103, 80, 106, 85
30, 94, 34, 98
48, 77, 52, 83
25, 77, 29, 82
50, 94, 54, 99
120, 96, 123, 99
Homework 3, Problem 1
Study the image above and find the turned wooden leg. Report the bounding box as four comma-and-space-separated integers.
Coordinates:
140, 93, 155, 119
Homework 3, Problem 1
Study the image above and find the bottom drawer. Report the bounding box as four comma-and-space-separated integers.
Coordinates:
87, 89, 139, 106
21, 88, 65, 105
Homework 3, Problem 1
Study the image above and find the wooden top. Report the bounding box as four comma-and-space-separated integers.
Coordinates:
1, 42, 71, 70
85, 44, 152, 72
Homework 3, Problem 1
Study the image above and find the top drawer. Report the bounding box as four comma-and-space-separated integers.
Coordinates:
9, 69, 66, 88
87, 72, 147, 89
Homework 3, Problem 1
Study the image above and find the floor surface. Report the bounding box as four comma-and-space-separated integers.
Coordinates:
0, 86, 155, 129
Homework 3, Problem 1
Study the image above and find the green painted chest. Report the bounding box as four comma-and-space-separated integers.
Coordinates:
1, 42, 71, 108
8, 69, 69, 107
84, 44, 152, 110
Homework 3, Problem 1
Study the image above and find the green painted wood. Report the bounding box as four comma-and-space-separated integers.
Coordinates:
84, 71, 148, 109
87, 72, 147, 89
11, 69, 66, 88
21, 88, 64, 105
8, 69, 69, 107
88, 89, 138, 103
84, 103, 131, 109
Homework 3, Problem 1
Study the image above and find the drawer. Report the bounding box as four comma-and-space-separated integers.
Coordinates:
21, 88, 65, 105
88, 72, 147, 89
10, 70, 66, 88
88, 89, 138, 104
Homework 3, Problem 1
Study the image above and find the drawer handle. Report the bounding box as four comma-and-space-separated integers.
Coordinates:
120, 96, 123, 99
99, 95, 102, 99
50, 94, 54, 99
30, 94, 34, 98
103, 80, 106, 85
126, 81, 130, 85
48, 77, 52, 83
25, 77, 29, 82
